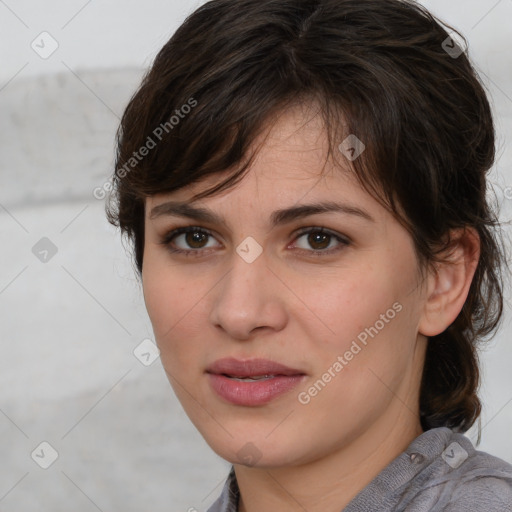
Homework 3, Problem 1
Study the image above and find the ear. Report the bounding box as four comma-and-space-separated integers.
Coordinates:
418, 228, 480, 337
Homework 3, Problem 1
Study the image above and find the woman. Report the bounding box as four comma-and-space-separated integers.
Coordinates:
107, 0, 512, 510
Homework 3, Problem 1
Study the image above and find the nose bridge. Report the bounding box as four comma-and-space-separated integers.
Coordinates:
226, 234, 267, 295
209, 240, 286, 339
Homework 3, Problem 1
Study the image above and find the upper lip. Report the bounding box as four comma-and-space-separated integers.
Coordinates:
206, 358, 305, 377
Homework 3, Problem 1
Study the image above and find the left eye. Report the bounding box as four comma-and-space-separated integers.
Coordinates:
160, 226, 349, 256
293, 228, 349, 253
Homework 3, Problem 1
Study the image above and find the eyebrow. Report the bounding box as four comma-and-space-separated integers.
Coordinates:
149, 200, 374, 227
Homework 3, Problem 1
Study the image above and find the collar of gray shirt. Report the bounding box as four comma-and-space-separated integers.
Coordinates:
206, 426, 512, 512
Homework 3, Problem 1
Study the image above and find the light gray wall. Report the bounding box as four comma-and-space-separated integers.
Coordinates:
1, 1, 511, 511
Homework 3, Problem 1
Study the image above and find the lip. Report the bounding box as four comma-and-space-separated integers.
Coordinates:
206, 357, 305, 377
206, 358, 306, 406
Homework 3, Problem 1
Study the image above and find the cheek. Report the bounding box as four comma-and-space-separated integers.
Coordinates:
299, 267, 397, 340
142, 254, 193, 342
302, 254, 421, 369
142, 270, 174, 337
298, 281, 422, 425
141, 254, 215, 373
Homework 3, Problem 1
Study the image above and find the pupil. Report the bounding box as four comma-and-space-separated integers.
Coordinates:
309, 232, 329, 250
187, 231, 207, 248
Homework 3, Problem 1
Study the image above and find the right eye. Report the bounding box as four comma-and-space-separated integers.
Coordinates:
160, 226, 222, 256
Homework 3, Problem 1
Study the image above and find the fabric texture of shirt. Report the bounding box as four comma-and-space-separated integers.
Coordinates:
206, 427, 512, 511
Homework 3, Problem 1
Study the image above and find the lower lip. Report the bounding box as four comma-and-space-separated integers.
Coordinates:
207, 373, 306, 406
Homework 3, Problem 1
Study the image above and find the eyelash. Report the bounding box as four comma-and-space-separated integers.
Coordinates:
159, 226, 351, 258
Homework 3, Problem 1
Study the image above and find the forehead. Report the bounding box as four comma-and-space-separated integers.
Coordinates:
146, 103, 367, 211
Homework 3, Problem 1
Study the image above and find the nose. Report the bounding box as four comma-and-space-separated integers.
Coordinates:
208, 246, 288, 341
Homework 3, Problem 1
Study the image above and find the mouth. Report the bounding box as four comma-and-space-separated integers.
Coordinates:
206, 357, 305, 378
206, 358, 306, 406
226, 375, 281, 382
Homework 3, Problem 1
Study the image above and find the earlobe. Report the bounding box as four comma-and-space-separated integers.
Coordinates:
418, 228, 480, 337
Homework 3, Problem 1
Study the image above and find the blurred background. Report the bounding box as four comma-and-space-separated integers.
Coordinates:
0, 1, 511, 510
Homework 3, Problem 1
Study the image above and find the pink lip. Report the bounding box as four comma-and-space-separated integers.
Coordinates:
206, 358, 306, 406
207, 357, 304, 377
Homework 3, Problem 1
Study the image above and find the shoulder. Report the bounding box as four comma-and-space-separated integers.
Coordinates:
442, 439, 512, 512
444, 476, 512, 511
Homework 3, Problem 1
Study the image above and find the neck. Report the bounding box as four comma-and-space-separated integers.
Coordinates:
235, 407, 424, 512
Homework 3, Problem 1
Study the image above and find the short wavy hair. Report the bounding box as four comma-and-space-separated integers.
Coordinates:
107, 0, 506, 436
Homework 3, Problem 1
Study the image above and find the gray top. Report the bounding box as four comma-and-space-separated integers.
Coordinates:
206, 427, 512, 511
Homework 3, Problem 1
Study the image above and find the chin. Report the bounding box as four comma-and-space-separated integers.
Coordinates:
198, 425, 309, 468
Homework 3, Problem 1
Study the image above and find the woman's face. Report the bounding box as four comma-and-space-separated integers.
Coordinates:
142, 104, 429, 468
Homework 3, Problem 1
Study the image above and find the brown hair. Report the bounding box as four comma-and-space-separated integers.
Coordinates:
106, 0, 506, 436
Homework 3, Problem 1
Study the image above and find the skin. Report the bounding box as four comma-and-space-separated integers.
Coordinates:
142, 103, 479, 511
